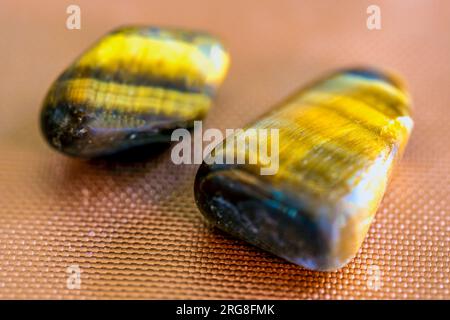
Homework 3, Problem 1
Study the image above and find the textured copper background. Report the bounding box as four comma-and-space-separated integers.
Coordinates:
0, 0, 449, 299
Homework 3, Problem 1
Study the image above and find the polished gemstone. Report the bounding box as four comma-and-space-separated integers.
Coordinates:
41, 26, 230, 157
194, 68, 413, 271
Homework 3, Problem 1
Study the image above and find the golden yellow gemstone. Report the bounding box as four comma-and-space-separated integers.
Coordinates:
41, 26, 230, 157
194, 68, 413, 271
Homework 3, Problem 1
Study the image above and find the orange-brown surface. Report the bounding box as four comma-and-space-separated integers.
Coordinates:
0, 0, 448, 299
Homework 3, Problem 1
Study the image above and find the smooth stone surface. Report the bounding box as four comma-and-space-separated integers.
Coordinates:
194, 68, 413, 271
41, 26, 230, 157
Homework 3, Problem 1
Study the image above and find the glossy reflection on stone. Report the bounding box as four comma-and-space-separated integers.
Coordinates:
41, 26, 230, 157
194, 68, 413, 271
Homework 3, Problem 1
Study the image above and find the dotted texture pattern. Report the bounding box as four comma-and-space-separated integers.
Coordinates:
0, 0, 448, 299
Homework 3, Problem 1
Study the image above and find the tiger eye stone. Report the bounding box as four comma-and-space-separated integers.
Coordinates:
41, 26, 230, 157
194, 68, 413, 271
